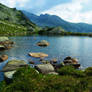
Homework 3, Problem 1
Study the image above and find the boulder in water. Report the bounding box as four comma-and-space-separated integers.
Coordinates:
37, 40, 49, 47
0, 55, 8, 62
29, 52, 48, 58
50, 58, 58, 64
63, 56, 80, 68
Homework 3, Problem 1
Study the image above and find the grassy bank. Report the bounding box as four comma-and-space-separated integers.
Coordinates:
1, 66, 92, 92
39, 30, 92, 37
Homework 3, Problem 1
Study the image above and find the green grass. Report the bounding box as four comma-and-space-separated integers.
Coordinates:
1, 66, 92, 92
0, 20, 28, 36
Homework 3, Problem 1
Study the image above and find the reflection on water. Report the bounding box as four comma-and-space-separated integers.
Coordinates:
0, 36, 92, 81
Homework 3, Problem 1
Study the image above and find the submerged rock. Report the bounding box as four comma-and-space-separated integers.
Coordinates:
37, 40, 49, 47
29, 61, 35, 64
50, 58, 58, 64
29, 52, 48, 58
0, 55, 8, 62
35, 64, 55, 74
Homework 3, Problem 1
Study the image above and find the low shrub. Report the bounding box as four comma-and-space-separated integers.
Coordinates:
57, 65, 85, 77
1, 66, 92, 92
85, 67, 92, 76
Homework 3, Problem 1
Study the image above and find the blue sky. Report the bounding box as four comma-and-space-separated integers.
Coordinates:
0, 0, 92, 24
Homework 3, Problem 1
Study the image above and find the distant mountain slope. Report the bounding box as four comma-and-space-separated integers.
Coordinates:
23, 11, 92, 33
0, 3, 39, 32
39, 26, 66, 35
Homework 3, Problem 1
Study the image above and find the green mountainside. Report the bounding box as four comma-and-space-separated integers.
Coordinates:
0, 3, 40, 35
0, 20, 27, 36
39, 26, 66, 35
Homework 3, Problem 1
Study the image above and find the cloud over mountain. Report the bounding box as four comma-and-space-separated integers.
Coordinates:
0, 0, 92, 23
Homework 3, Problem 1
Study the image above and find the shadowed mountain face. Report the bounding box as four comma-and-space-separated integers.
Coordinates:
0, 3, 38, 31
23, 11, 92, 33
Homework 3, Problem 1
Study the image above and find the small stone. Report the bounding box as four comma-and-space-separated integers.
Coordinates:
0, 45, 5, 50
0, 55, 8, 62
72, 58, 79, 64
50, 58, 58, 63
29, 61, 35, 64
37, 40, 49, 47
48, 72, 58, 75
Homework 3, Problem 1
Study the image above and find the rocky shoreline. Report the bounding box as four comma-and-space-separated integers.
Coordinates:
1, 38, 92, 92
0, 55, 81, 83
0, 38, 81, 83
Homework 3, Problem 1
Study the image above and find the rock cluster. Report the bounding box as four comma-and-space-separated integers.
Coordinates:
0, 37, 14, 50
63, 56, 80, 68
2, 60, 28, 80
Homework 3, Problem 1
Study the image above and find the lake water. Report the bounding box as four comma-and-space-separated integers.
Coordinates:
0, 35, 92, 81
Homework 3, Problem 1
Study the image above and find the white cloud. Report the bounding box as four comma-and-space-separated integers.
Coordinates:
0, 0, 29, 8
0, 0, 46, 13
0, 0, 92, 24
42, 0, 92, 24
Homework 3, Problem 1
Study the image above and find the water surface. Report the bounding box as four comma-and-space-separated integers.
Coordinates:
0, 36, 92, 81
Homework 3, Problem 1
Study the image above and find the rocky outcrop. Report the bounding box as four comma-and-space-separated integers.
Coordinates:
37, 40, 49, 47
2, 60, 27, 80
0, 55, 8, 62
29, 52, 48, 58
0, 37, 14, 50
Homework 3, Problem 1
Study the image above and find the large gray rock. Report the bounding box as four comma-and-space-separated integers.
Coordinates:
35, 64, 55, 74
2, 60, 27, 80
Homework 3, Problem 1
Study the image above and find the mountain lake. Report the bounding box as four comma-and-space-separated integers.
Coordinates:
0, 35, 92, 81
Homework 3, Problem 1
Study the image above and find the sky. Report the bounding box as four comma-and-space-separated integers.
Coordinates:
0, 0, 92, 24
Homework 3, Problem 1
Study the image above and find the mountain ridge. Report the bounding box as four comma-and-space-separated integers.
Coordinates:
23, 10, 92, 33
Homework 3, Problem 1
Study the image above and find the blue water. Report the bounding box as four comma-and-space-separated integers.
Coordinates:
0, 36, 92, 81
